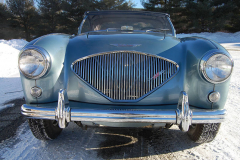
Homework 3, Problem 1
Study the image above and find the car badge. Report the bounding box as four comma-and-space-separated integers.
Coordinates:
149, 71, 165, 81
110, 44, 142, 47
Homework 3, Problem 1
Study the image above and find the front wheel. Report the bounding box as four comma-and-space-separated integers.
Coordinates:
187, 123, 221, 143
28, 119, 62, 140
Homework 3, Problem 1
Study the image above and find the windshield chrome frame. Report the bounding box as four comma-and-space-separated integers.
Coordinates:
166, 16, 176, 37
78, 13, 176, 37
78, 15, 88, 34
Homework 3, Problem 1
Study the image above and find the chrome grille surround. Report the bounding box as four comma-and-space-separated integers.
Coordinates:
71, 51, 179, 102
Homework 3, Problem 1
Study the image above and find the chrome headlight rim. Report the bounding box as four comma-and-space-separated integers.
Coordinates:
18, 45, 51, 79
200, 51, 234, 84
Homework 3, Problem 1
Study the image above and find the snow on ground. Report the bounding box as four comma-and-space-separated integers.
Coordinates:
0, 33, 240, 159
177, 31, 240, 43
0, 39, 28, 111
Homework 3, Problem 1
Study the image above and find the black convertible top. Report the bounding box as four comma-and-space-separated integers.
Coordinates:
84, 10, 169, 17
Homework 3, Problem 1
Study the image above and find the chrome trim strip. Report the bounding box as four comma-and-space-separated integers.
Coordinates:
21, 90, 226, 129
21, 105, 226, 125
71, 51, 179, 103
21, 106, 56, 119
21, 91, 226, 129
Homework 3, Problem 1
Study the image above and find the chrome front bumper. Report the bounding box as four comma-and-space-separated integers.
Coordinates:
21, 90, 226, 131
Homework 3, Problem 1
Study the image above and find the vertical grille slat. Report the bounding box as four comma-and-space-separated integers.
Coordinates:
72, 51, 178, 101
144, 55, 146, 94
106, 54, 109, 96
104, 55, 106, 94
124, 53, 126, 99
128, 53, 131, 99
114, 54, 117, 99
139, 55, 141, 96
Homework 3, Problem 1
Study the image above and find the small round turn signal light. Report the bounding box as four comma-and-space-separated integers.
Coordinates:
208, 91, 220, 103
31, 86, 42, 98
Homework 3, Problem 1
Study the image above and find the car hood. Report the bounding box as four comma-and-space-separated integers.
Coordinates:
67, 33, 180, 58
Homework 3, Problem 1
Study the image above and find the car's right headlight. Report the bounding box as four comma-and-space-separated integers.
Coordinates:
18, 46, 51, 79
200, 52, 234, 83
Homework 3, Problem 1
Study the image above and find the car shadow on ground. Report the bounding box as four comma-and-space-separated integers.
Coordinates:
51, 123, 200, 159
90, 127, 198, 159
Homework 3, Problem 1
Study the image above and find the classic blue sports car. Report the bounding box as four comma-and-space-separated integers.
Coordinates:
19, 11, 233, 143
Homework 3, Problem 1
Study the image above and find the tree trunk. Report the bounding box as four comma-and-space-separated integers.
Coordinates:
24, 24, 30, 41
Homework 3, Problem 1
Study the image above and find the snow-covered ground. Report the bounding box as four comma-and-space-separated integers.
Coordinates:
0, 32, 240, 159
0, 39, 28, 111
177, 32, 240, 43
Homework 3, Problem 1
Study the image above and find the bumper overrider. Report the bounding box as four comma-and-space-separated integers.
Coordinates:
21, 90, 226, 131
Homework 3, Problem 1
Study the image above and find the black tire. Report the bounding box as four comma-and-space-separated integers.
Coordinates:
187, 123, 221, 143
28, 119, 62, 140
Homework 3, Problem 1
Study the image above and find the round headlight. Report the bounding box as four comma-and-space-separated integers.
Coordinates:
18, 46, 50, 79
201, 53, 233, 83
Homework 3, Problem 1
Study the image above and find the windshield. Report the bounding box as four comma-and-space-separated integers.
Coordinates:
79, 12, 174, 35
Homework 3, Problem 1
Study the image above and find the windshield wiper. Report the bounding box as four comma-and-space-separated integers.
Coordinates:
106, 26, 134, 32
146, 28, 170, 38
146, 28, 170, 32
106, 28, 120, 32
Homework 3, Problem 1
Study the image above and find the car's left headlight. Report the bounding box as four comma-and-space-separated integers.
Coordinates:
18, 46, 51, 79
200, 52, 234, 83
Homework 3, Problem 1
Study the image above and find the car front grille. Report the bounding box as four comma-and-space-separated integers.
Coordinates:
71, 51, 179, 102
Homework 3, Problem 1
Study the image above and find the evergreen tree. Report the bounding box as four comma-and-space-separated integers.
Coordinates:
0, 3, 10, 22
185, 0, 234, 32
227, 0, 240, 32
142, 0, 166, 11
141, 0, 186, 33
37, 0, 62, 35
142, 0, 237, 33
37, 0, 134, 35
159, 0, 186, 33
211, 0, 234, 32
0, 3, 11, 39
96, 0, 134, 10
60, 0, 97, 34
7, 0, 37, 41
185, 0, 213, 32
